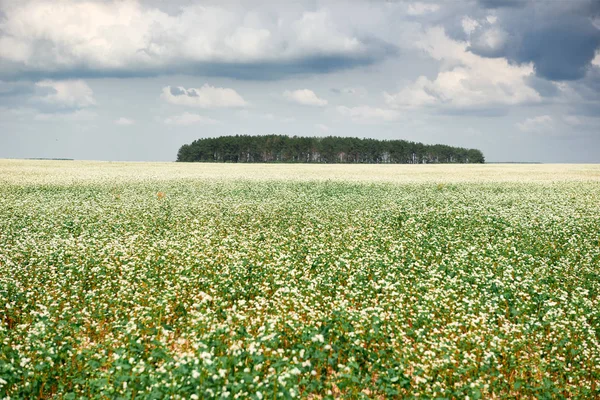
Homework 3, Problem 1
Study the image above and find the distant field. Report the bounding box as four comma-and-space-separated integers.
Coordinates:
1, 159, 600, 184
1, 160, 599, 398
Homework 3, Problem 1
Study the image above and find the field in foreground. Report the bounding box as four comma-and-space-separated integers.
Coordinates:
1, 160, 599, 399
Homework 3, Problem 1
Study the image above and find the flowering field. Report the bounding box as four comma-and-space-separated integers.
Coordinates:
1, 160, 599, 399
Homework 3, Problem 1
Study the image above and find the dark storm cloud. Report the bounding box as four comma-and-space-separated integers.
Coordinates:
470, 0, 600, 81
442, 16, 471, 43
0, 81, 56, 110
0, 81, 34, 97
184, 51, 393, 80
2, 41, 396, 82
511, 14, 600, 81
0, 41, 395, 82
525, 75, 559, 98
478, 0, 527, 9
569, 67, 600, 104
169, 86, 186, 96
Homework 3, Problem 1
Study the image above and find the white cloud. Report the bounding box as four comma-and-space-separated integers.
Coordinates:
516, 115, 554, 133
161, 85, 247, 108
0, 2, 370, 77
384, 76, 438, 108
283, 89, 327, 106
336, 105, 400, 122
471, 27, 508, 54
35, 80, 95, 108
290, 11, 363, 55
593, 51, 600, 67
461, 17, 480, 35
316, 123, 330, 132
163, 112, 217, 126
34, 109, 97, 121
486, 15, 498, 25
407, 3, 440, 16
115, 117, 135, 126
385, 27, 540, 109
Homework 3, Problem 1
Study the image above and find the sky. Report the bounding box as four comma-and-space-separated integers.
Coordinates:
1, 0, 599, 163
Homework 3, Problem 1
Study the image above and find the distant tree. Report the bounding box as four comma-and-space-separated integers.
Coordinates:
176, 135, 485, 164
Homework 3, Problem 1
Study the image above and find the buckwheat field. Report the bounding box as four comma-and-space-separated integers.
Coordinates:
1, 160, 599, 399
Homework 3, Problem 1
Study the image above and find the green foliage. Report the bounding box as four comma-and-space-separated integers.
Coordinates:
177, 134, 485, 164
0, 168, 598, 398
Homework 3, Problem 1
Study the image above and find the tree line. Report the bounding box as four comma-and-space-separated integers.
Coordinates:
177, 135, 485, 164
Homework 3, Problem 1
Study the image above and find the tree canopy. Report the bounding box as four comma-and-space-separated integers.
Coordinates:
177, 135, 485, 164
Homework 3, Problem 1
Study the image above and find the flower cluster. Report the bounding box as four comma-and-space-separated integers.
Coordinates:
0, 161, 599, 398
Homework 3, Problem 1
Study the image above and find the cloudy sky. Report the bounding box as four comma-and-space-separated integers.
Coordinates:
1, 0, 599, 162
